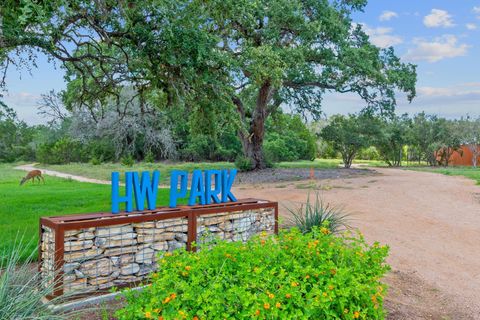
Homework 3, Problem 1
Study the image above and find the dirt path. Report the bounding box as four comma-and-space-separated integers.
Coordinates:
14, 163, 111, 184
233, 168, 480, 319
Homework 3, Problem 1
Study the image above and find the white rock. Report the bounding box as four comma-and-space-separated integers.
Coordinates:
79, 258, 115, 277
64, 248, 103, 262
96, 225, 134, 237
135, 248, 155, 264
63, 262, 80, 273
64, 240, 94, 252
103, 245, 138, 256
120, 263, 140, 275
95, 237, 137, 248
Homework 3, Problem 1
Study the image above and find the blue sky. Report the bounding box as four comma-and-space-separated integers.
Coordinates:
3, 0, 480, 124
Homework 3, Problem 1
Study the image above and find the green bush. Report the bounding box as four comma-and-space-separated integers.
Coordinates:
264, 114, 317, 162
287, 193, 350, 234
235, 155, 254, 171
116, 228, 390, 320
144, 151, 155, 163
1, 237, 82, 319
121, 154, 135, 167
36, 137, 88, 164
357, 146, 381, 161
89, 156, 102, 165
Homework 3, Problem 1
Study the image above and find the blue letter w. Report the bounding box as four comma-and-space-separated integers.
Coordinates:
133, 171, 160, 211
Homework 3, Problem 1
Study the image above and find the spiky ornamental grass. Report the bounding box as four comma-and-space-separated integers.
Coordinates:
0, 236, 82, 320
287, 192, 351, 234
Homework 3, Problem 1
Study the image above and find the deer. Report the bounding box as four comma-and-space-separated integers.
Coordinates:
20, 170, 45, 185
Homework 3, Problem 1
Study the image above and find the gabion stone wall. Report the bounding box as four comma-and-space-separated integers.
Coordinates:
197, 208, 276, 245
39, 201, 277, 297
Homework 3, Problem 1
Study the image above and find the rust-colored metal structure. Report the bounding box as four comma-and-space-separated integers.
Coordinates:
447, 145, 479, 166
39, 198, 278, 299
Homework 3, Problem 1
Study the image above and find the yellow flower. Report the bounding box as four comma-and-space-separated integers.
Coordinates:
145, 311, 152, 319
165, 252, 172, 257
322, 292, 327, 297
275, 302, 281, 308
268, 293, 275, 299
320, 227, 330, 235
353, 311, 360, 318
328, 285, 334, 290
152, 273, 159, 279
154, 308, 160, 313
193, 317, 199, 320
170, 293, 177, 300
158, 317, 164, 320
305, 275, 310, 279
254, 309, 260, 316
285, 293, 292, 299
263, 303, 270, 310
185, 266, 192, 271
291, 281, 299, 287
162, 297, 171, 304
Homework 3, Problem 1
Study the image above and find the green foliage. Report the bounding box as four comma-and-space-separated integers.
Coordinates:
0, 103, 36, 162
264, 113, 317, 162
116, 228, 390, 319
374, 114, 411, 167
0, 237, 77, 320
235, 156, 254, 172
121, 154, 135, 167
1, 0, 417, 170
89, 156, 102, 166
321, 114, 376, 168
287, 193, 350, 234
36, 137, 88, 164
144, 151, 155, 164
357, 146, 381, 161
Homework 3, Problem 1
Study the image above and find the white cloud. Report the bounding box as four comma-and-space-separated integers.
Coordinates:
379, 11, 398, 21
474, 6, 480, 19
361, 24, 403, 48
404, 35, 469, 62
423, 9, 455, 28
466, 23, 477, 30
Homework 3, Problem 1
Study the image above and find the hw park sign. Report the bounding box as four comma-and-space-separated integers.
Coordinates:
111, 169, 238, 213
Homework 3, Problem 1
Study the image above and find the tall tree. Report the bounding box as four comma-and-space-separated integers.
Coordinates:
1, 0, 417, 169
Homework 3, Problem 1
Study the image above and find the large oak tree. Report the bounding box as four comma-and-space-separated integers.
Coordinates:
1, 0, 416, 169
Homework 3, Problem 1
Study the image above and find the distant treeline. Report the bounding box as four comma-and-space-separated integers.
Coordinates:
0, 94, 316, 169
319, 112, 480, 168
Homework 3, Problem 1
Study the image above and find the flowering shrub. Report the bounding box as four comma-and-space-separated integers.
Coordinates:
116, 228, 389, 319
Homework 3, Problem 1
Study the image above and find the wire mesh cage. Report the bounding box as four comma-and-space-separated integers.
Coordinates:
39, 199, 277, 299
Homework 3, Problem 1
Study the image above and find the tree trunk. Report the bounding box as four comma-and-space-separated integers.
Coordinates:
235, 82, 272, 170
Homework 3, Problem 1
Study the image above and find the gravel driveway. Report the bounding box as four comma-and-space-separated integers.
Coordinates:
234, 167, 480, 319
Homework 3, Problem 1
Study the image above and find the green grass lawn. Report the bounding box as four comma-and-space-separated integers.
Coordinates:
408, 166, 480, 185
0, 164, 171, 260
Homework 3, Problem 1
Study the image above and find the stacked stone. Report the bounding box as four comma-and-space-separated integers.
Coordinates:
40, 226, 55, 289
59, 218, 188, 293
197, 208, 275, 245
39, 207, 276, 296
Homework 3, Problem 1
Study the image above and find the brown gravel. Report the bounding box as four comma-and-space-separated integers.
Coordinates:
233, 167, 480, 319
